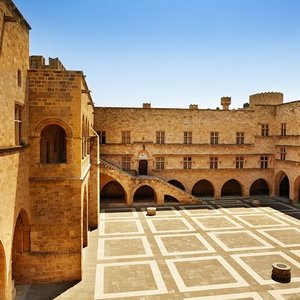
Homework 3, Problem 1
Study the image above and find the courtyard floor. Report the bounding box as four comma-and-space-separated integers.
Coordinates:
18, 197, 300, 300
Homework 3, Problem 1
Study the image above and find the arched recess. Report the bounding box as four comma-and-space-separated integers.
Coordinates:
221, 179, 243, 197
83, 186, 88, 248
0, 241, 6, 300
82, 116, 85, 159
164, 195, 180, 203
293, 175, 300, 203
168, 180, 185, 191
280, 175, 290, 198
100, 181, 127, 203
250, 178, 270, 196
192, 180, 214, 197
12, 209, 31, 284
40, 125, 66, 163
133, 185, 156, 203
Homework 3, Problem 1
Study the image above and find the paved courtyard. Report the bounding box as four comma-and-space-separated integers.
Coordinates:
51, 198, 300, 300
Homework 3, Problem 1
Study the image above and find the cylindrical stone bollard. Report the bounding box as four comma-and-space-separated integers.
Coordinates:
271, 263, 291, 283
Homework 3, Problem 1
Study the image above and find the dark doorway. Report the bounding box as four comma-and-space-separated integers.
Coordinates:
250, 179, 269, 196
280, 176, 290, 198
168, 180, 185, 191
100, 181, 126, 203
139, 160, 148, 175
133, 185, 156, 203
221, 179, 242, 197
192, 180, 214, 197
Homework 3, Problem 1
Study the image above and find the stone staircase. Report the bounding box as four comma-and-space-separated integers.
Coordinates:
100, 158, 202, 204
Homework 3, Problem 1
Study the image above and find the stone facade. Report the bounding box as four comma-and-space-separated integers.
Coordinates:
95, 93, 300, 205
0, 1, 99, 299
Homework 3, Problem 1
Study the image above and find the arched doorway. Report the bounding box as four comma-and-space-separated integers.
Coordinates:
168, 180, 185, 191
83, 186, 88, 248
221, 179, 242, 197
133, 185, 156, 203
293, 176, 300, 203
139, 160, 148, 175
192, 180, 214, 197
12, 209, 30, 284
0, 242, 6, 300
250, 179, 270, 196
280, 175, 290, 198
100, 181, 126, 203
164, 195, 180, 203
40, 125, 66, 163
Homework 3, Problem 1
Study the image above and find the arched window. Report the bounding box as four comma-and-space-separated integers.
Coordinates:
40, 125, 66, 163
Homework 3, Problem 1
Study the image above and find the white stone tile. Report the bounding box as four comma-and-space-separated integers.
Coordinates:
154, 233, 215, 256
100, 208, 139, 219
233, 213, 288, 228
146, 217, 196, 233
97, 236, 153, 260
185, 292, 264, 300
166, 256, 248, 292
231, 251, 300, 285
99, 219, 144, 236
94, 260, 168, 299
268, 287, 300, 299
208, 230, 273, 251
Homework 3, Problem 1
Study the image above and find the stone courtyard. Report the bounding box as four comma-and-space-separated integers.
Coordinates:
17, 197, 300, 300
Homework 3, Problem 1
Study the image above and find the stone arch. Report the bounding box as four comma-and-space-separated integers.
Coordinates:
12, 209, 31, 284
83, 185, 88, 248
221, 179, 243, 197
293, 175, 300, 203
249, 178, 270, 196
40, 124, 67, 163
100, 181, 127, 204
34, 118, 73, 138
164, 195, 180, 203
133, 185, 157, 203
168, 180, 185, 191
0, 241, 6, 300
275, 171, 290, 198
192, 180, 214, 197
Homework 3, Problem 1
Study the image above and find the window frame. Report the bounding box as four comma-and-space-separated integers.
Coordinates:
183, 156, 192, 169
121, 131, 131, 144
156, 156, 165, 170
210, 132, 219, 144
209, 156, 218, 169
156, 131, 165, 144
183, 131, 192, 144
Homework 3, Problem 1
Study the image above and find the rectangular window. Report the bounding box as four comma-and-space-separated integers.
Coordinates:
235, 156, 244, 169
17, 69, 22, 87
281, 123, 287, 136
156, 157, 165, 170
121, 157, 131, 170
15, 104, 23, 145
280, 147, 286, 160
209, 157, 218, 169
236, 132, 245, 145
261, 124, 269, 136
183, 156, 192, 169
260, 156, 268, 169
210, 132, 219, 144
156, 131, 165, 144
184, 131, 192, 144
98, 131, 106, 144
121, 131, 131, 144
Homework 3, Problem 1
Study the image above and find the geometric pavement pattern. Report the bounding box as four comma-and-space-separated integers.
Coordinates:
55, 198, 300, 300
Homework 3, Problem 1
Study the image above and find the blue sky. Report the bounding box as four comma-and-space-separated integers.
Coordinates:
14, 0, 300, 108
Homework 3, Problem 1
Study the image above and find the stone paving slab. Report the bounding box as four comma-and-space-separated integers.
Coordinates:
52, 199, 300, 300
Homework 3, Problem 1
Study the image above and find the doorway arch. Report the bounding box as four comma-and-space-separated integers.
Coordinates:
0, 241, 6, 300
100, 181, 126, 203
139, 160, 148, 175
221, 179, 242, 197
280, 175, 290, 198
250, 178, 270, 196
133, 185, 156, 203
168, 180, 185, 191
192, 180, 214, 197
12, 209, 31, 284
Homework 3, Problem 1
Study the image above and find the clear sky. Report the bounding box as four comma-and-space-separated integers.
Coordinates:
14, 0, 300, 108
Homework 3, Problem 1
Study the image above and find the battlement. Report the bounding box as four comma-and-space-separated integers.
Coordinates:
189, 104, 198, 109
29, 55, 66, 70
249, 92, 283, 107
143, 103, 151, 108
221, 97, 231, 110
